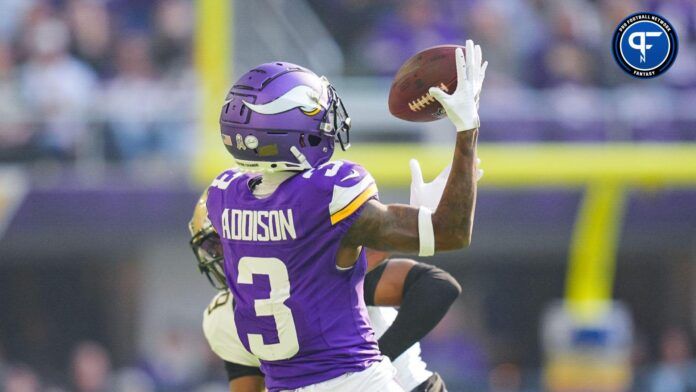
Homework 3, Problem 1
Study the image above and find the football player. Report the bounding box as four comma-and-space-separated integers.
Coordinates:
202, 39, 486, 391
190, 195, 462, 391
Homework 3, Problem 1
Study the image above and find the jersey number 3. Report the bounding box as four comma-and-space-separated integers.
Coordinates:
237, 257, 299, 360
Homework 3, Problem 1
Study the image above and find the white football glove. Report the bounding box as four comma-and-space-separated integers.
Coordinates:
429, 39, 487, 132
409, 158, 483, 211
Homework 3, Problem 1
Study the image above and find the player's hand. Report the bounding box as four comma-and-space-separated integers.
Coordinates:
428, 40, 487, 132
409, 158, 483, 211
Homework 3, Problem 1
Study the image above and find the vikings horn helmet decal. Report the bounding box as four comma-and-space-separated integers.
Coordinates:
220, 62, 351, 172
242, 84, 327, 116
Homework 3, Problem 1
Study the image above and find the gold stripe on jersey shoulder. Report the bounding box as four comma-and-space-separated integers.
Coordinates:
330, 183, 378, 225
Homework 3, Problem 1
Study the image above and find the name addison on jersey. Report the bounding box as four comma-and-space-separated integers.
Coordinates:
220, 208, 297, 242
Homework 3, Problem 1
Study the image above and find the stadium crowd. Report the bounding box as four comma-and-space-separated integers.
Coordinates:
0, 0, 196, 164
0, 0, 695, 164
0, 335, 231, 392
310, 0, 696, 142
312, 0, 696, 87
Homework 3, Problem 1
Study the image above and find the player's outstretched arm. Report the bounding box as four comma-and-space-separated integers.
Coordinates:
343, 40, 485, 255
344, 130, 478, 253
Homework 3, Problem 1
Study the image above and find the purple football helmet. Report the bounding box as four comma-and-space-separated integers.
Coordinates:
220, 62, 351, 171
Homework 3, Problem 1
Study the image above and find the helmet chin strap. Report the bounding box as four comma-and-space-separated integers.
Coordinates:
250, 147, 309, 198
233, 145, 313, 173
290, 146, 312, 169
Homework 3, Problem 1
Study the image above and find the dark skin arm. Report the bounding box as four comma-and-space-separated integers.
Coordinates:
372, 258, 414, 306
229, 376, 265, 392
366, 248, 391, 271
341, 130, 478, 255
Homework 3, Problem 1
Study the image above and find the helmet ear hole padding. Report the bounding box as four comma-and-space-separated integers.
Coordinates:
308, 135, 322, 146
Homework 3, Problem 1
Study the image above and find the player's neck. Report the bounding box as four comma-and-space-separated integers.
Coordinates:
252, 171, 296, 199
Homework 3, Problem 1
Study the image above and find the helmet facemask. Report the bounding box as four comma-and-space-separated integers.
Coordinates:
319, 79, 351, 152
189, 226, 228, 290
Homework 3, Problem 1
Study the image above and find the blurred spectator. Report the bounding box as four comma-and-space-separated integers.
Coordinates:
0, 343, 6, 385
632, 333, 653, 391
355, 0, 460, 75
102, 34, 163, 162
143, 327, 208, 391
461, 0, 537, 86
151, 0, 194, 76
71, 341, 112, 392
0, 0, 35, 39
193, 383, 229, 392
112, 367, 156, 392
526, 0, 602, 87
489, 362, 523, 392
3, 364, 42, 392
0, 40, 34, 161
648, 327, 696, 392
598, 0, 642, 27
307, 0, 394, 62
654, 0, 696, 88
65, 0, 115, 77
19, 16, 97, 161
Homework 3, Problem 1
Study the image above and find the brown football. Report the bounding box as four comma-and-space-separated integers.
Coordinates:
388, 44, 463, 122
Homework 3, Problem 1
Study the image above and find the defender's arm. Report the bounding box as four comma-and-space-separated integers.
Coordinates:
228, 374, 264, 392
364, 259, 461, 360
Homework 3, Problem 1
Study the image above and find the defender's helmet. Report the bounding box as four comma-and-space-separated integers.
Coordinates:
220, 62, 351, 172
189, 190, 227, 290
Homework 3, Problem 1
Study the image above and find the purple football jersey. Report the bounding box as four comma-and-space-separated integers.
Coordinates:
206, 160, 381, 391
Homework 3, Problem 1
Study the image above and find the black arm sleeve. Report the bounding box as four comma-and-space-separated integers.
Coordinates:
377, 262, 461, 361
364, 261, 388, 306
224, 360, 263, 382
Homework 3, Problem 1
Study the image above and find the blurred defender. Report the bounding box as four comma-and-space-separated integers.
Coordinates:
201, 40, 485, 391
190, 198, 460, 391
